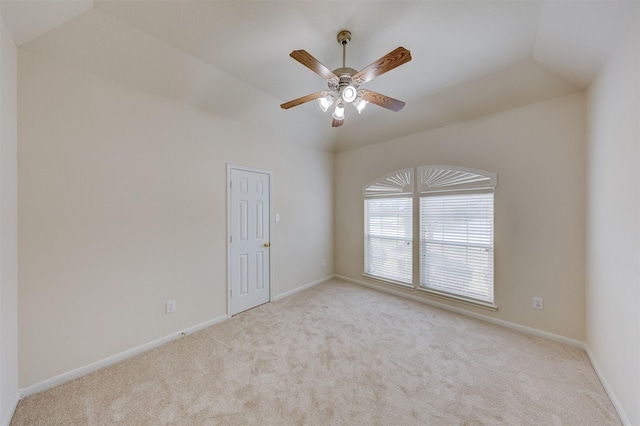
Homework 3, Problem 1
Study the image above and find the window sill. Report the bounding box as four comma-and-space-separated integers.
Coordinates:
361, 274, 498, 312
362, 274, 413, 290
417, 287, 498, 311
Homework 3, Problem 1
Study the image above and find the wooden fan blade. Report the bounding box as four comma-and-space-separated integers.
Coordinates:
352, 47, 411, 85
361, 89, 406, 112
280, 91, 324, 110
290, 50, 339, 84
332, 118, 344, 128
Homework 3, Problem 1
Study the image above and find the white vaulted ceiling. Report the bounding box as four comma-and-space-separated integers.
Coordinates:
2, 0, 638, 151
0, 0, 92, 45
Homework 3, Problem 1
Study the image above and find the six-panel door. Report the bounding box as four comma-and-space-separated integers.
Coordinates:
229, 168, 270, 315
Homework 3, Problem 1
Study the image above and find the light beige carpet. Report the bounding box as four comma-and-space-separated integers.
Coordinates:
12, 279, 620, 425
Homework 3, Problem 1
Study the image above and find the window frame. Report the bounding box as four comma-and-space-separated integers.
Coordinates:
419, 188, 495, 307
363, 196, 413, 286
363, 166, 498, 310
363, 169, 414, 287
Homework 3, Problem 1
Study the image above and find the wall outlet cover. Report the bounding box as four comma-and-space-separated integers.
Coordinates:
532, 297, 544, 310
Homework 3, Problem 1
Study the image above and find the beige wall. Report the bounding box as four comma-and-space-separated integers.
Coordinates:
0, 15, 19, 425
18, 50, 334, 388
586, 18, 639, 426
336, 93, 586, 341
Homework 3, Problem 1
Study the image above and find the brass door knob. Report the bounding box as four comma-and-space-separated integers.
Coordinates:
263, 243, 270, 248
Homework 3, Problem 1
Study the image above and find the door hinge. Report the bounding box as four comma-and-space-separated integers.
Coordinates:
229, 181, 232, 189
230, 235, 233, 243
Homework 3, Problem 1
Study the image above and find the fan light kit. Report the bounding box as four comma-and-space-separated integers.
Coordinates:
280, 30, 412, 127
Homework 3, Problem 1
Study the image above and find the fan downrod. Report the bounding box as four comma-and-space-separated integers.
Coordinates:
334, 30, 356, 76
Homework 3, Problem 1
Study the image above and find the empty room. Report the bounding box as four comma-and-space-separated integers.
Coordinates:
1, 0, 638, 424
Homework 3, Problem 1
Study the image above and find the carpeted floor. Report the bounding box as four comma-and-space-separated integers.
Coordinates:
11, 279, 620, 425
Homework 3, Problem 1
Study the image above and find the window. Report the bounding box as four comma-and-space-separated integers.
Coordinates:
420, 191, 494, 303
364, 169, 413, 285
364, 166, 497, 308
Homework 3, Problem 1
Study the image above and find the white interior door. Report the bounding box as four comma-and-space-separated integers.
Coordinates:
228, 166, 271, 316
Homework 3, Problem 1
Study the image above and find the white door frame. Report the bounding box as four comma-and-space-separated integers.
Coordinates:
226, 164, 273, 316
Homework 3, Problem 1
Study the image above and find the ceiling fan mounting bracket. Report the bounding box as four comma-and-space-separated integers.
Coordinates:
336, 30, 352, 46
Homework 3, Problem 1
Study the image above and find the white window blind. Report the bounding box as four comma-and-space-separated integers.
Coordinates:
420, 191, 494, 304
363, 166, 496, 308
364, 197, 413, 285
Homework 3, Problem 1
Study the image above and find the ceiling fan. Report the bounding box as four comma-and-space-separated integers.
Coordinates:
280, 30, 412, 127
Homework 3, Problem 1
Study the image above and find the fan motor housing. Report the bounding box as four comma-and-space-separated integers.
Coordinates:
328, 68, 358, 91
333, 67, 357, 77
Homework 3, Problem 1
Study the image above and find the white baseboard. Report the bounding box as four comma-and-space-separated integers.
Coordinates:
585, 348, 630, 426
1, 390, 20, 426
19, 276, 336, 399
337, 275, 634, 424
14, 276, 629, 425
336, 275, 586, 349
20, 314, 229, 398
272, 275, 336, 302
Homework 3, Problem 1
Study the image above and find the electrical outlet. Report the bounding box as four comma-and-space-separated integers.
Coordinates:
532, 297, 544, 310
166, 300, 176, 314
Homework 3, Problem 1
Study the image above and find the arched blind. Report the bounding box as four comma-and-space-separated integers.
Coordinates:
418, 166, 497, 192
364, 169, 413, 197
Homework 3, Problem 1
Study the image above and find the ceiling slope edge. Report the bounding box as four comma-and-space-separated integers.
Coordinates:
19, 8, 335, 151
0, 0, 93, 46
533, 0, 639, 89
334, 59, 581, 152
